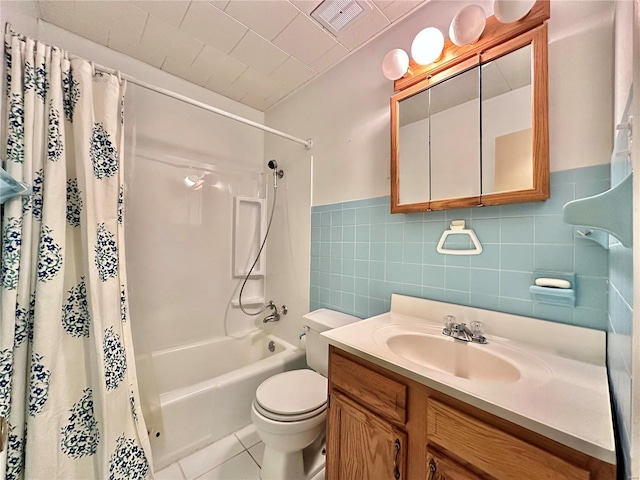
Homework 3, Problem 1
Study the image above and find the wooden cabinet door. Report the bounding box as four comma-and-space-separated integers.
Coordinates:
326, 391, 407, 480
426, 449, 485, 480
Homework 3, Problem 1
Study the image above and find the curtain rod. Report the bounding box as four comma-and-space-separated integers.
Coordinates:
85, 58, 314, 150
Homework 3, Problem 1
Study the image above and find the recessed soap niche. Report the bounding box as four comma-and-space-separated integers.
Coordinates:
231, 197, 266, 306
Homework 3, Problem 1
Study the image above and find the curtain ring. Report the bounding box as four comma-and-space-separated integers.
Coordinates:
90, 61, 95, 76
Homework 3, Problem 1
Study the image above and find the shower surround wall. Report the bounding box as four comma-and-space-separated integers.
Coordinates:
0, 15, 268, 349
310, 165, 610, 329
125, 152, 265, 351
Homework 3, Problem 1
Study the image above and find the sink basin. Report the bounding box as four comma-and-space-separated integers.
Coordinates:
385, 333, 521, 382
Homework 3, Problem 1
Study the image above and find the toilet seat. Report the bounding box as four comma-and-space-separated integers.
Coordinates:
255, 370, 327, 422
253, 399, 327, 422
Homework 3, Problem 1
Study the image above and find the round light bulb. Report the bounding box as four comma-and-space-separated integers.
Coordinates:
382, 48, 410, 80
411, 27, 445, 66
493, 0, 536, 23
449, 4, 486, 47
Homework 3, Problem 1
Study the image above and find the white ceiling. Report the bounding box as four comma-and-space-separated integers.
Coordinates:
34, 0, 427, 111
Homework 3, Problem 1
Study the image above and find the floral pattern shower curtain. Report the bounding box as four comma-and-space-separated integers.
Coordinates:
0, 30, 152, 479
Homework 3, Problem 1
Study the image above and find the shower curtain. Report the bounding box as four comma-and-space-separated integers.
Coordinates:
0, 30, 152, 479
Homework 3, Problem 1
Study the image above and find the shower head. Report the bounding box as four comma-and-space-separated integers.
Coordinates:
267, 160, 284, 189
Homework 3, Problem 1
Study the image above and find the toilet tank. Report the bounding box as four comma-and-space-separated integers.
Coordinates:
303, 309, 360, 377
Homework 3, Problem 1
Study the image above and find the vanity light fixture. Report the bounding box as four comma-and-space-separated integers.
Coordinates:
411, 27, 445, 65
381, 0, 537, 82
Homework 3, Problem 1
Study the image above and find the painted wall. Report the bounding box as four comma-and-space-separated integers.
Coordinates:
609, 1, 637, 478
265, 1, 614, 347
0, 3, 267, 352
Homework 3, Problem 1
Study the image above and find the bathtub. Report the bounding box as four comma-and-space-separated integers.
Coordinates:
148, 330, 306, 470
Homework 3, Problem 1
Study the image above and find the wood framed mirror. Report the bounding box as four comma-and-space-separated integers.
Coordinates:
390, 2, 549, 213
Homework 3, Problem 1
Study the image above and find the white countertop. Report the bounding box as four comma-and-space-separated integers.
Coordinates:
322, 294, 616, 464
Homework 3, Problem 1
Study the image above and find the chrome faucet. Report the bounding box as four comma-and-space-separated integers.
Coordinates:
262, 301, 279, 323
262, 301, 287, 323
442, 315, 487, 344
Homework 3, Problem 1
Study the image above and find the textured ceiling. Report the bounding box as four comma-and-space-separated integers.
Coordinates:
35, 0, 428, 111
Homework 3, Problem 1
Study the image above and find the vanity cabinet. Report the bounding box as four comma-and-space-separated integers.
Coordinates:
326, 346, 615, 480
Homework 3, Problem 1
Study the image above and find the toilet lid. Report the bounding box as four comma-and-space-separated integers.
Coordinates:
256, 370, 327, 416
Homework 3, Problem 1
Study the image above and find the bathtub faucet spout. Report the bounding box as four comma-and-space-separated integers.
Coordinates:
262, 301, 280, 323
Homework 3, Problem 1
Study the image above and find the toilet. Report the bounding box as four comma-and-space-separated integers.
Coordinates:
251, 309, 360, 480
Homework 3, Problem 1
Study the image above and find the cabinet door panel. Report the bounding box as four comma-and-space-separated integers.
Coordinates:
427, 399, 590, 480
426, 449, 485, 480
327, 392, 407, 480
330, 352, 407, 425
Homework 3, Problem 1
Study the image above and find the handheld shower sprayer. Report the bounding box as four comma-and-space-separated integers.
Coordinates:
267, 159, 284, 188
237, 160, 286, 321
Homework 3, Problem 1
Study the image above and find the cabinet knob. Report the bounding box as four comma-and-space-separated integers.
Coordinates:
393, 439, 401, 479
427, 458, 437, 480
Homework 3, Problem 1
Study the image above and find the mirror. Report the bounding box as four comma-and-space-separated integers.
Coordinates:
391, 25, 549, 213
398, 63, 481, 205
481, 44, 532, 195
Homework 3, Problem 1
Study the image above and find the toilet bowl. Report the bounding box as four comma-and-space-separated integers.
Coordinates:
251, 369, 327, 480
251, 309, 360, 480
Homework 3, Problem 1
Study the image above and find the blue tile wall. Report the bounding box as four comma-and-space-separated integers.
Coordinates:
310, 164, 610, 330
607, 124, 634, 477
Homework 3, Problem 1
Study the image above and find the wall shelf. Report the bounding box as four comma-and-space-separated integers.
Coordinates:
573, 227, 609, 249
562, 173, 632, 248
231, 296, 264, 307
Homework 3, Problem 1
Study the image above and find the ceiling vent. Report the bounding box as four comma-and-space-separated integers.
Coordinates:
310, 0, 373, 36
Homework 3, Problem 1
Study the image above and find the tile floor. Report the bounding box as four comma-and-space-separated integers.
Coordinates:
155, 424, 265, 480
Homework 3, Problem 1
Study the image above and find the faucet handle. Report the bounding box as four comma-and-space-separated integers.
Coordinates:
443, 315, 456, 331
470, 321, 483, 336
469, 321, 487, 343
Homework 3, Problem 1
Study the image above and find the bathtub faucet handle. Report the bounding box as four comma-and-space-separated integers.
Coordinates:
262, 301, 281, 323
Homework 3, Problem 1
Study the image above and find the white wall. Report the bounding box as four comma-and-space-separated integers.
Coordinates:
1, 3, 268, 351
265, 0, 614, 345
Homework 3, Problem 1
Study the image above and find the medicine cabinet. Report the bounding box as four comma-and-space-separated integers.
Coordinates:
390, 1, 550, 213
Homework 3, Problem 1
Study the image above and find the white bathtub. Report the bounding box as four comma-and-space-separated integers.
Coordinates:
148, 330, 306, 470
